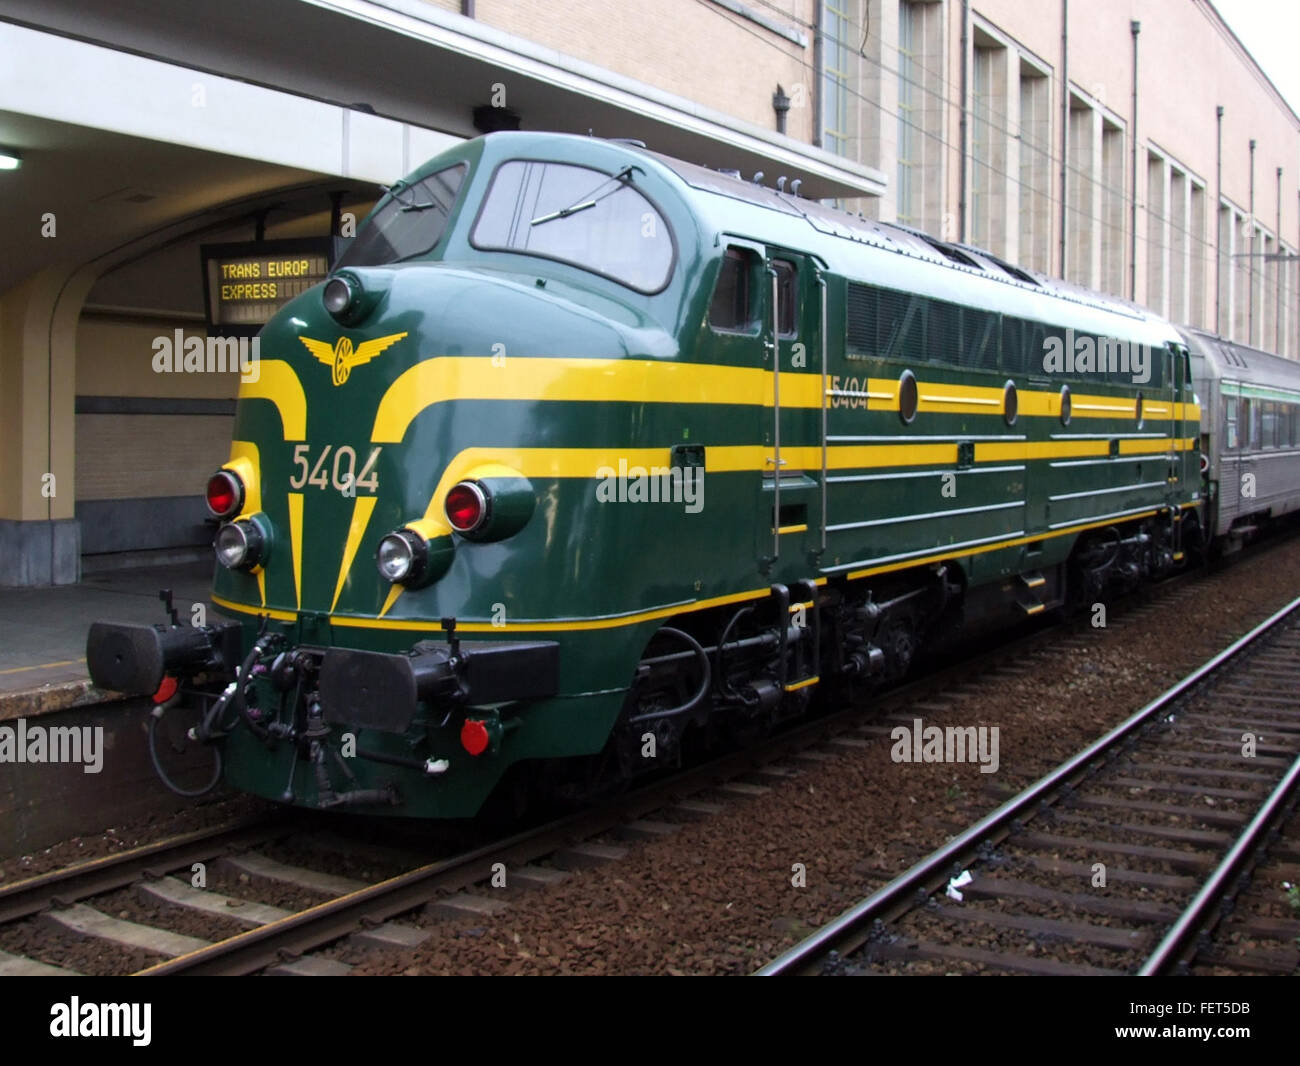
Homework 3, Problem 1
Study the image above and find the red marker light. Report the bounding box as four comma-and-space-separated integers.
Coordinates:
205, 470, 243, 519
445, 482, 487, 533
460, 718, 490, 756
153, 675, 179, 704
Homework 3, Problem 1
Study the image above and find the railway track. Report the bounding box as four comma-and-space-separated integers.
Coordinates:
756, 593, 1300, 976
0, 551, 1289, 976
0, 588, 1110, 975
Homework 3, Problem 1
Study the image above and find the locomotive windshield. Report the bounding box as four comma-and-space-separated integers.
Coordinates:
334, 163, 467, 269
471, 160, 673, 293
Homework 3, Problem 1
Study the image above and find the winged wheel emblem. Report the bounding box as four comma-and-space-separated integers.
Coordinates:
299, 332, 407, 386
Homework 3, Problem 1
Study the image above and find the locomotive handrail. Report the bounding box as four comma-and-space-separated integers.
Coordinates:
819, 270, 829, 553
770, 260, 781, 564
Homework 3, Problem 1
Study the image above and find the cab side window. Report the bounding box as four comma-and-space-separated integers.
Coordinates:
772, 258, 797, 337
709, 247, 760, 332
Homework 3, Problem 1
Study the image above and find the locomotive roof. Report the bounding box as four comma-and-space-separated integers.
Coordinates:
408, 131, 1181, 349
633, 143, 1177, 347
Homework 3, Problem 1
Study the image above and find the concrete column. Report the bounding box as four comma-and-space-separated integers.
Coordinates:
0, 265, 98, 585
1088, 108, 1104, 290
1001, 50, 1021, 262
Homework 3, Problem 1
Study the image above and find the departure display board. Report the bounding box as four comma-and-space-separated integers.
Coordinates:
201, 238, 338, 335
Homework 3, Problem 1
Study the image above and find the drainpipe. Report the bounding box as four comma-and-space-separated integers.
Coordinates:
958, 0, 969, 243
1215, 106, 1224, 334
1276, 166, 1283, 353
1249, 138, 1256, 344
812, 1, 824, 148
1129, 20, 1140, 301
1059, 0, 1068, 278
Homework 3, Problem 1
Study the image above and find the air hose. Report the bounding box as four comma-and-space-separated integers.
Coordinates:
148, 693, 223, 797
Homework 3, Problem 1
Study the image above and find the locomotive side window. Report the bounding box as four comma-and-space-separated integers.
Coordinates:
772, 258, 797, 337
334, 163, 466, 269
709, 247, 758, 331
471, 160, 674, 293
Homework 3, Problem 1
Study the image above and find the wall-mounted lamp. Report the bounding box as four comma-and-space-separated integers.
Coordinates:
772, 85, 791, 135
0, 147, 21, 171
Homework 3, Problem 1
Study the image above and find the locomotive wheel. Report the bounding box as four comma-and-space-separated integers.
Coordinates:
877, 616, 918, 682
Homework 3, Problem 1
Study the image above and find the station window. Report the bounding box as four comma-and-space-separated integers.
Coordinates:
709, 247, 759, 332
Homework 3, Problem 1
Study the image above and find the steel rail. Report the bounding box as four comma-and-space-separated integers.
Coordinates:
755, 591, 1300, 975
12, 534, 1278, 974
140, 592, 1098, 975
1139, 742, 1300, 974
0, 816, 284, 924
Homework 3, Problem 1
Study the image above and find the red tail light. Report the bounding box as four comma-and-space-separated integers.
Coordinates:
206, 470, 244, 519
461, 719, 490, 756
445, 482, 487, 533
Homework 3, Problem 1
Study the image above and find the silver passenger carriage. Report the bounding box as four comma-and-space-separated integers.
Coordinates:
1180, 326, 1300, 546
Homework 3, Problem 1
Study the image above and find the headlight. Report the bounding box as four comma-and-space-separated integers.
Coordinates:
322, 276, 354, 317
375, 523, 455, 588
215, 517, 267, 571
377, 530, 420, 582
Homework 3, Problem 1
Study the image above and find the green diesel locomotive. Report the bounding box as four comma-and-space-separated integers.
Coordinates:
87, 131, 1202, 817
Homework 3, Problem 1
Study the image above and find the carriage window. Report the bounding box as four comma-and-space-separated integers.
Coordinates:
709, 247, 758, 331
335, 163, 465, 268
471, 160, 674, 293
1246, 399, 1259, 449
1224, 397, 1239, 450
773, 259, 797, 337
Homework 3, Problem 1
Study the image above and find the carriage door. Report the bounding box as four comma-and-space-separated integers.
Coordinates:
758, 247, 824, 575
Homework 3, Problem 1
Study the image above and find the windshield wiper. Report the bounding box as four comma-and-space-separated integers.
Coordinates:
529, 199, 597, 226
530, 165, 636, 226
386, 177, 436, 212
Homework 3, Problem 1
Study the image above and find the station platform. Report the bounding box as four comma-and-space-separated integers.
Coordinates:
0, 561, 215, 716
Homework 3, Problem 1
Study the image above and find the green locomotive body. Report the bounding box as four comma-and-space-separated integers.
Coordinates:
87, 131, 1202, 817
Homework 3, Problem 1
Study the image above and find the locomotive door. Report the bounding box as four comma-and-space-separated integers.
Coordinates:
1169, 343, 1186, 504
758, 245, 825, 575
